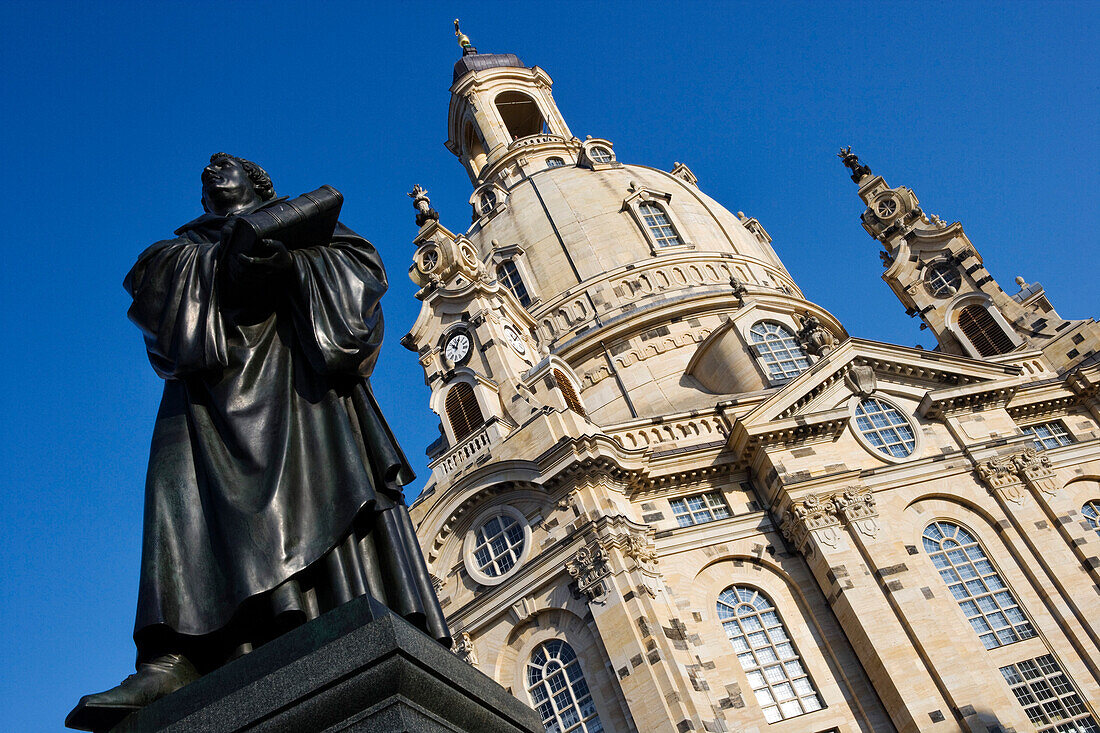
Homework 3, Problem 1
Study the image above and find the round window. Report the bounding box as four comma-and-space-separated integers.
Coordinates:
924, 261, 961, 298
852, 396, 917, 460
462, 505, 532, 585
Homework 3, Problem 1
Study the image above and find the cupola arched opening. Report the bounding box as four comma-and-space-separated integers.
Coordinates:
463, 122, 487, 176
445, 382, 485, 443
495, 91, 547, 140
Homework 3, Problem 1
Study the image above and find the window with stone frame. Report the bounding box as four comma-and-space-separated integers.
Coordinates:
957, 303, 1014, 356
479, 189, 498, 216
588, 145, 614, 164
526, 639, 603, 733
853, 397, 917, 459
470, 510, 526, 578
445, 382, 485, 443
1082, 501, 1100, 538
922, 521, 1036, 649
717, 586, 824, 723
999, 655, 1099, 733
1020, 421, 1075, 451
553, 369, 586, 417
669, 491, 731, 527
637, 201, 684, 248
748, 321, 810, 382
496, 260, 532, 307
546, 156, 566, 168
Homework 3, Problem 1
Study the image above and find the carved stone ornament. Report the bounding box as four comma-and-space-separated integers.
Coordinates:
566, 544, 611, 602
781, 493, 841, 552
729, 276, 748, 304
782, 487, 880, 552
845, 364, 877, 397
623, 533, 658, 568
796, 313, 836, 357
978, 447, 1059, 502
451, 631, 478, 667
408, 184, 440, 227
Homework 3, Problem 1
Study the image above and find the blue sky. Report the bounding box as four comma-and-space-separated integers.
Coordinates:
1, 2, 1096, 730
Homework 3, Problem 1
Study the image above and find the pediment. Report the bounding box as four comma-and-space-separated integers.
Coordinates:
736, 338, 1023, 429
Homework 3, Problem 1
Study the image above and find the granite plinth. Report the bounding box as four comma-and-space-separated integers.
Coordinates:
110, 595, 542, 732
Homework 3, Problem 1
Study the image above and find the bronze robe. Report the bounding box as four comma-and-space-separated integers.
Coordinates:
124, 202, 447, 664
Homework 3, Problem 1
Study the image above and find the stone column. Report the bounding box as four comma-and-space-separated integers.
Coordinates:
781, 488, 1022, 733
566, 520, 714, 733
975, 448, 1100, 659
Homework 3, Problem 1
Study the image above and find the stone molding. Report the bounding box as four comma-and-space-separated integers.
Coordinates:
976, 446, 1059, 503
566, 543, 611, 602
780, 487, 879, 552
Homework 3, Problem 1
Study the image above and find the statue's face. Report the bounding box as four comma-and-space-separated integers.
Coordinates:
201, 157, 257, 215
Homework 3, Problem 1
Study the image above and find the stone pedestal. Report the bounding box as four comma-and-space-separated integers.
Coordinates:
111, 595, 542, 732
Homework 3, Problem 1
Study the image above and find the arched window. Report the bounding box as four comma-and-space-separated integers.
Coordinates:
479, 189, 498, 216
553, 369, 586, 417
546, 156, 565, 168
853, 397, 916, 459
717, 586, 823, 723
923, 521, 1036, 649
471, 510, 526, 578
588, 145, 614, 164
497, 261, 531, 307
526, 640, 603, 733
445, 383, 484, 443
958, 304, 1014, 356
749, 322, 810, 381
924, 261, 961, 298
496, 91, 547, 140
637, 201, 683, 248
1083, 501, 1100, 537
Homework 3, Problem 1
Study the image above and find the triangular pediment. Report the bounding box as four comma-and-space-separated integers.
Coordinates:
731, 338, 1023, 446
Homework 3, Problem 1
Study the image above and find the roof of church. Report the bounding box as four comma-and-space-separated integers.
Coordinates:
453, 52, 526, 83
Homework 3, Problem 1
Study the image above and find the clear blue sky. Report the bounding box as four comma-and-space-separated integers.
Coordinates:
1, 2, 1096, 730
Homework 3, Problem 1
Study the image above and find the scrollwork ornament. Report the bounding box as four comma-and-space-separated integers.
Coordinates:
451, 631, 478, 667
566, 544, 611, 602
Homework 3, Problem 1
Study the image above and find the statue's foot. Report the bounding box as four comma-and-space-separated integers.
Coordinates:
65, 654, 199, 731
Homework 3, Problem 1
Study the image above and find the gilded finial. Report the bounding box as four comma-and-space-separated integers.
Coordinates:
454, 19, 477, 56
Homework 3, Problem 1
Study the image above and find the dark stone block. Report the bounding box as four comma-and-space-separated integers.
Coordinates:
929, 710, 946, 723
111, 595, 541, 733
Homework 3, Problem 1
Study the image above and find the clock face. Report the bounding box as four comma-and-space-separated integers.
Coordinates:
445, 332, 472, 364
503, 324, 526, 355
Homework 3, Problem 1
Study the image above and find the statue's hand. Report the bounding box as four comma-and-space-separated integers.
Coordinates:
238, 239, 293, 279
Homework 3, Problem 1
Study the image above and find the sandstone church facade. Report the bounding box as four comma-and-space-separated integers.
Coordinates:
403, 36, 1100, 733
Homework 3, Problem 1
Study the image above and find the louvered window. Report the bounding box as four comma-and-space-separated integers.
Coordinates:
497, 261, 531, 307
958, 304, 1014, 356
554, 369, 586, 417
445, 383, 484, 442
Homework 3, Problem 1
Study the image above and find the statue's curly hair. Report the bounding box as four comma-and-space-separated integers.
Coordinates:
210, 152, 276, 201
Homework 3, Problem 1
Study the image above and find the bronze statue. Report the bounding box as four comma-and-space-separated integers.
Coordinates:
67, 154, 449, 731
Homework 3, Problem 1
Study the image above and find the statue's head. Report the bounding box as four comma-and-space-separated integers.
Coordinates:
201, 153, 276, 215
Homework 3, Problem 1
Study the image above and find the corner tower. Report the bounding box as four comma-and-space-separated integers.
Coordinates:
840, 148, 1100, 371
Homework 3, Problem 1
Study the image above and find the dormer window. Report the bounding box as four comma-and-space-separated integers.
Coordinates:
638, 201, 683, 248
497, 260, 531, 307
479, 189, 498, 216
589, 145, 614, 164
749, 321, 810, 382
